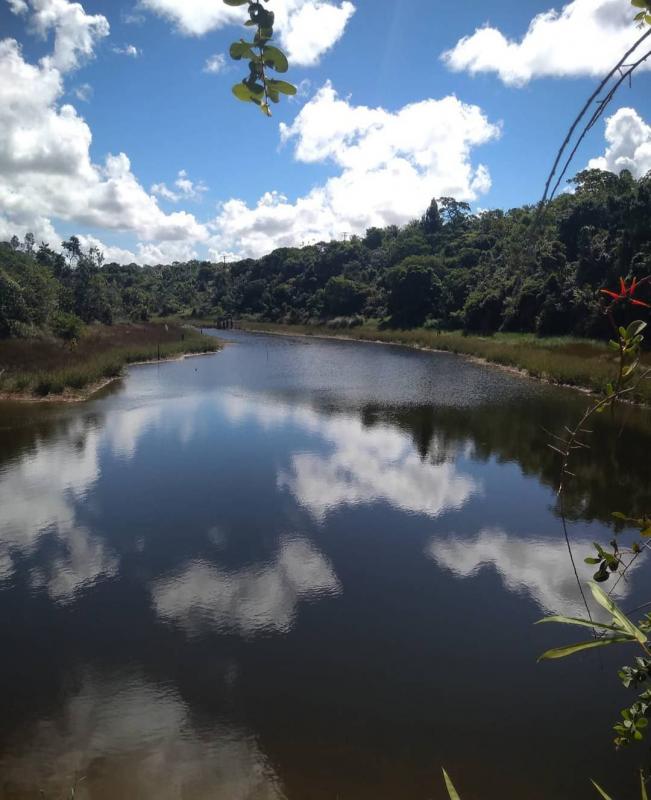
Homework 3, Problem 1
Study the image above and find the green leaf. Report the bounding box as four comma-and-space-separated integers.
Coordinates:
229, 41, 256, 61
589, 583, 648, 645
442, 769, 461, 800
223, 0, 249, 5
627, 320, 647, 338
232, 83, 255, 102
591, 781, 615, 800
539, 636, 635, 661
268, 79, 297, 95
641, 770, 649, 800
536, 615, 624, 633
261, 45, 289, 72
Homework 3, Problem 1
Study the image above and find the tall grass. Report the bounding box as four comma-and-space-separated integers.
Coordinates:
0, 322, 219, 398
240, 321, 651, 404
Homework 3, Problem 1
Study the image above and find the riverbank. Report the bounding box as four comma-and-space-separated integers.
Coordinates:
238, 321, 651, 404
0, 322, 220, 400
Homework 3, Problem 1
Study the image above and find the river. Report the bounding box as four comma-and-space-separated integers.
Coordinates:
0, 330, 650, 799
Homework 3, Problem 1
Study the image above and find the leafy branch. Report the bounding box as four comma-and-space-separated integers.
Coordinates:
223, 0, 296, 115
539, 277, 651, 753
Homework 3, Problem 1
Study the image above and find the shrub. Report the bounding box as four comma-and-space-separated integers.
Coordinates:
51, 311, 84, 341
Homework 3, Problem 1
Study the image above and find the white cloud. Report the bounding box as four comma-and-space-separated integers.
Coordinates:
112, 43, 141, 57
76, 233, 137, 264
0, 24, 208, 254
151, 169, 208, 203
122, 10, 145, 25
288, 77, 312, 102
443, 0, 649, 86
210, 82, 500, 257
152, 538, 341, 635
18, 0, 110, 73
203, 52, 226, 74
72, 80, 92, 101
277, 0, 355, 66
139, 0, 355, 66
589, 107, 651, 178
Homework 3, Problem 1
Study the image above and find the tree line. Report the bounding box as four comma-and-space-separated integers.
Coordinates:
1, 167, 650, 341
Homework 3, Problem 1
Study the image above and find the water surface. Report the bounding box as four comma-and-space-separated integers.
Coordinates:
1, 331, 650, 799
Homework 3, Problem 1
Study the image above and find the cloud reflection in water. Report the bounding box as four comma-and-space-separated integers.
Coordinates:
152, 538, 341, 636
221, 394, 480, 521
428, 527, 645, 616
0, 673, 285, 799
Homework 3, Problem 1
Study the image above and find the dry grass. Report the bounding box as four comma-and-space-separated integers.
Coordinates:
240, 322, 651, 404
0, 322, 219, 398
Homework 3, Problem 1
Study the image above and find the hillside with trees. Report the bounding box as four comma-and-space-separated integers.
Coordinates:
2, 168, 650, 342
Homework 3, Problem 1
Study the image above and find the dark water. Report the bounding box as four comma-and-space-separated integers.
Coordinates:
1, 331, 650, 799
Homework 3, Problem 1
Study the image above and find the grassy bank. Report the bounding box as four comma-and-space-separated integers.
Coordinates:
0, 322, 220, 399
239, 321, 651, 404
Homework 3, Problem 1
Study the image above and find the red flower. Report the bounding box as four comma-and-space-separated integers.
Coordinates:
600, 277, 650, 308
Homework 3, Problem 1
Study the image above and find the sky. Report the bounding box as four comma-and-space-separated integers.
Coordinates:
1, 0, 651, 265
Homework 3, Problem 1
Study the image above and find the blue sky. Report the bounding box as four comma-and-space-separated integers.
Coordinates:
1, 0, 650, 263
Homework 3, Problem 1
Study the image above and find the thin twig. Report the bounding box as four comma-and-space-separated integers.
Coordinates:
539, 26, 651, 210
549, 44, 651, 200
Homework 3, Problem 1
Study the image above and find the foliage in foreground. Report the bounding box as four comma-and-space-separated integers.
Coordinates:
224, 0, 297, 115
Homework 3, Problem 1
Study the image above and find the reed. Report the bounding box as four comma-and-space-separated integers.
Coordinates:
0, 322, 219, 398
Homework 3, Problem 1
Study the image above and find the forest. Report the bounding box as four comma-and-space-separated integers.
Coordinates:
1, 167, 651, 342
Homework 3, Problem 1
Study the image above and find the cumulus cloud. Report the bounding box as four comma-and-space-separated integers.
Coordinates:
443, 0, 649, 86
0, 14, 208, 257
588, 107, 651, 178
139, 0, 355, 66
209, 82, 500, 257
16, 0, 110, 73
